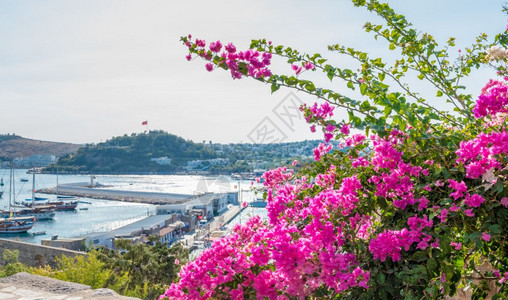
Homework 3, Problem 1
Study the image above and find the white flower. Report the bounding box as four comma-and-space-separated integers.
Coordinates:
486, 46, 508, 61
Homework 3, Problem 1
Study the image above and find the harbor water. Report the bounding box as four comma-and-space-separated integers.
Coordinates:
0, 169, 261, 244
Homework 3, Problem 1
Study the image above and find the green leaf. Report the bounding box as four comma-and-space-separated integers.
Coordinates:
427, 258, 438, 275
417, 74, 425, 80
360, 83, 368, 95
488, 224, 500, 234
378, 72, 385, 81
271, 83, 280, 94
436, 90, 443, 97
389, 43, 396, 50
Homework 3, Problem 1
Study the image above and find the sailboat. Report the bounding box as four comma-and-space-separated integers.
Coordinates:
0, 166, 35, 234
21, 170, 78, 211
3, 171, 56, 220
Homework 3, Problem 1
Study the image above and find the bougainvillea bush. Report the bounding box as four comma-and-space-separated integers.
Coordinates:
162, 1, 507, 299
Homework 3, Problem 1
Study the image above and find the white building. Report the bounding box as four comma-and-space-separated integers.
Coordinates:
150, 157, 172, 165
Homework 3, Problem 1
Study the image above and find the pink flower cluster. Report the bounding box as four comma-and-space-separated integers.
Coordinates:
456, 131, 508, 179
185, 36, 272, 79
447, 179, 486, 208
161, 174, 372, 299
313, 142, 333, 161
369, 215, 436, 262
301, 102, 337, 141
305, 102, 335, 121
261, 166, 293, 189
473, 78, 508, 119
368, 133, 429, 210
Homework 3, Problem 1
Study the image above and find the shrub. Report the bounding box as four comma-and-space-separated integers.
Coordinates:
162, 1, 507, 299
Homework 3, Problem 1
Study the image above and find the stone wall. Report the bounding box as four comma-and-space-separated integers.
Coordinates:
0, 238, 86, 267
41, 238, 86, 251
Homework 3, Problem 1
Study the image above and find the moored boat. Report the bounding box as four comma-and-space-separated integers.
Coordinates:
18, 172, 56, 219
0, 167, 35, 233
0, 205, 56, 220
0, 216, 35, 234
57, 195, 78, 200
48, 201, 78, 211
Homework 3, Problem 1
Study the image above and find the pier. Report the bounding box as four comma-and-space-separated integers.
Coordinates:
37, 182, 195, 205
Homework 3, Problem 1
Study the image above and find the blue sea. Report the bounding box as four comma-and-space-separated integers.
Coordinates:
0, 169, 263, 244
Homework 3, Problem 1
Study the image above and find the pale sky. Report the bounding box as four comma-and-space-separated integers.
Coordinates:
0, 0, 505, 144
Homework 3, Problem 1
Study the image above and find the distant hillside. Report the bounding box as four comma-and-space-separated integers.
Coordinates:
0, 134, 81, 159
45, 131, 219, 173
44, 130, 322, 174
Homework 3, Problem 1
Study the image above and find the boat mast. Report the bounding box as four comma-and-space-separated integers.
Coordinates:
32, 169, 36, 206
8, 165, 12, 218
13, 165, 17, 218
56, 168, 59, 197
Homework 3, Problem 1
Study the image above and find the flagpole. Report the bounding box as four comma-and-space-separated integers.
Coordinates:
141, 121, 148, 134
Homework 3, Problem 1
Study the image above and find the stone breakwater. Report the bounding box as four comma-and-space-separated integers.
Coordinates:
37, 182, 195, 205
0, 272, 139, 299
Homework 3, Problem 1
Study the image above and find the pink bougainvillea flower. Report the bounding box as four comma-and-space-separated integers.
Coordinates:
341, 124, 351, 135
464, 194, 485, 208
304, 61, 315, 70
464, 209, 475, 217
291, 64, 303, 75
325, 123, 336, 133
195, 38, 206, 47
448, 180, 468, 200
313, 143, 333, 161
450, 242, 462, 250
225, 42, 236, 53
209, 40, 222, 52
473, 78, 508, 118
481, 232, 491, 242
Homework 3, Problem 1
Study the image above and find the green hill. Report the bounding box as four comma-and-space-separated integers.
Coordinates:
43, 131, 324, 174
44, 131, 218, 173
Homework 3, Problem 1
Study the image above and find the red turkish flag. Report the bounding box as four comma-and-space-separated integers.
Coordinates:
141, 121, 148, 125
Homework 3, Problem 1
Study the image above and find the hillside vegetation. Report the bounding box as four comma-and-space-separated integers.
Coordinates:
44, 130, 321, 174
